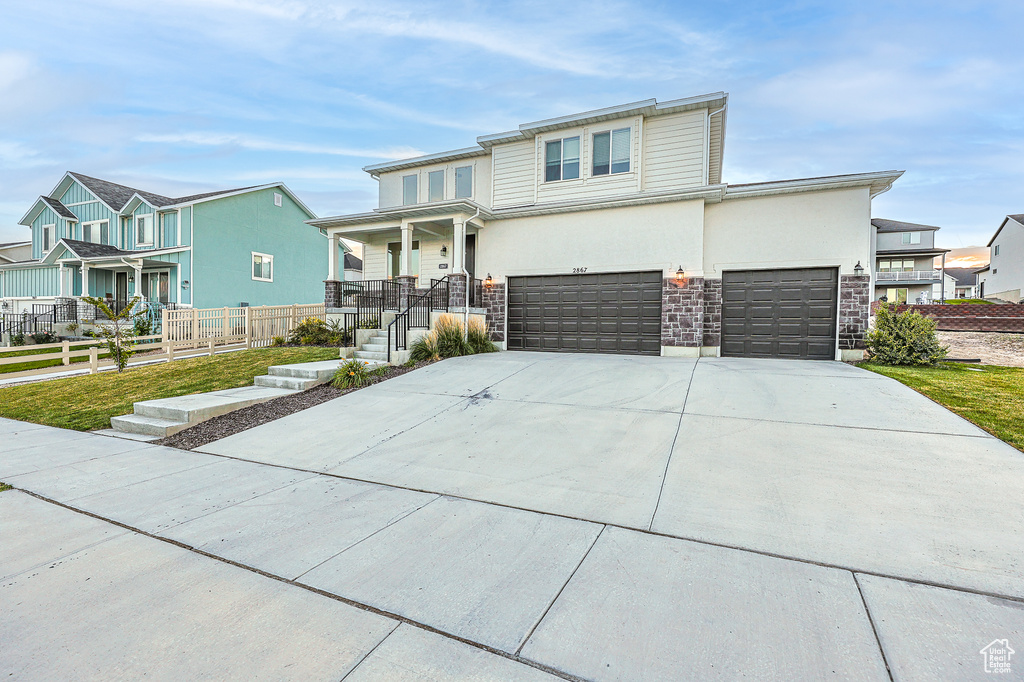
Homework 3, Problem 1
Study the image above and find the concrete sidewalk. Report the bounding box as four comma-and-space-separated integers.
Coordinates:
3, 351, 1024, 682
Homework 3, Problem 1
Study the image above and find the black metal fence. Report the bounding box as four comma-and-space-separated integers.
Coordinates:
388, 276, 450, 362
0, 311, 53, 337
468, 278, 483, 308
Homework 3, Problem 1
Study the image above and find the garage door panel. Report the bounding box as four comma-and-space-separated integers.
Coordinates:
507, 271, 662, 356
721, 267, 837, 361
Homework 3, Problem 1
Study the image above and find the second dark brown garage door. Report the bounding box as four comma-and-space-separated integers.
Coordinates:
506, 271, 662, 355
721, 267, 838, 360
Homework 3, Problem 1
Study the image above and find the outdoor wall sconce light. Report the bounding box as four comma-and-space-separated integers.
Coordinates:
440, 245, 448, 257
675, 265, 686, 284
484, 274, 493, 289
128, 275, 135, 282
182, 280, 190, 290
854, 261, 864, 275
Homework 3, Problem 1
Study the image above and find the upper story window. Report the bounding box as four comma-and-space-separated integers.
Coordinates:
136, 215, 154, 246
994, 244, 1000, 256
455, 166, 473, 198
41, 224, 55, 253
900, 232, 921, 245
545, 136, 580, 182
428, 170, 444, 202
252, 252, 273, 282
402, 175, 418, 205
273, 192, 283, 207
878, 259, 915, 272
592, 127, 631, 176
83, 220, 108, 245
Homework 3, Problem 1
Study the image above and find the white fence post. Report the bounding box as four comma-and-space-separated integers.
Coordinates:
89, 346, 98, 374
62, 340, 70, 366
245, 306, 252, 349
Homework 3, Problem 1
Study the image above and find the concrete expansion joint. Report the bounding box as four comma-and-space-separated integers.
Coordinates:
145, 448, 1024, 607
12, 486, 581, 682
852, 572, 896, 682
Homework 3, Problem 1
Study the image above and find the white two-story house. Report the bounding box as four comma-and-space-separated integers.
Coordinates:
311, 93, 903, 361
871, 219, 950, 304
978, 214, 1024, 302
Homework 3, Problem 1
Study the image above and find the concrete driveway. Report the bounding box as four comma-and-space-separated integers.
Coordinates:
3, 352, 1023, 680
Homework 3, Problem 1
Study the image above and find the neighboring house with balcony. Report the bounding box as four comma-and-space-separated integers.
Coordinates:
312, 92, 903, 361
872, 219, 950, 304
0, 241, 32, 264
979, 214, 1024, 302
0, 172, 332, 315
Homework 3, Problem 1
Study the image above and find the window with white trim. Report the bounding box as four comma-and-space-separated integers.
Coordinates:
136, 215, 154, 246
252, 252, 274, 282
994, 244, 1000, 256
900, 231, 921, 245
41, 224, 55, 253
455, 166, 473, 198
402, 175, 418, 205
592, 128, 631, 176
428, 170, 444, 202
544, 136, 580, 182
83, 220, 109, 245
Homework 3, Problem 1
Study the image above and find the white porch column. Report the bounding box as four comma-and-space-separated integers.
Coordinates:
58, 264, 66, 298
400, 220, 413, 276
134, 265, 145, 301
327, 233, 340, 281
80, 263, 89, 297
452, 219, 466, 274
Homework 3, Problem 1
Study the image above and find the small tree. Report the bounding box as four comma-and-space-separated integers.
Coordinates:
83, 295, 145, 372
866, 302, 949, 366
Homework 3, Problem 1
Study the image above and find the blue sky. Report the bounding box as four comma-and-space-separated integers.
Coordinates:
0, 0, 1021, 252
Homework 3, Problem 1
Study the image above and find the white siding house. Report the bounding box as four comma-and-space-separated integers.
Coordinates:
313, 93, 903, 362
983, 214, 1024, 302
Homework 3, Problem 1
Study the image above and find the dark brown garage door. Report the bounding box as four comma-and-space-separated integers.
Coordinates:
721, 268, 838, 360
506, 271, 662, 355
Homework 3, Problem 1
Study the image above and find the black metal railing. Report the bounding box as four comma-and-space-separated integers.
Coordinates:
387, 276, 449, 362
468, 278, 483, 308
0, 311, 53, 337
428, 278, 450, 312
335, 279, 400, 329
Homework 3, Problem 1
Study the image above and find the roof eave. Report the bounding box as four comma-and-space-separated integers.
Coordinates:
725, 170, 905, 200
362, 146, 487, 177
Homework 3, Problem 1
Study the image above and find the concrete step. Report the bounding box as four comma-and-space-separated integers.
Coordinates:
109, 414, 189, 437
354, 350, 389, 361
254, 375, 318, 391
268, 360, 345, 381
361, 343, 388, 353
367, 337, 389, 347
132, 386, 297, 422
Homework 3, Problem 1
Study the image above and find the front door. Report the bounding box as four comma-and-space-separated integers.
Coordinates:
115, 272, 128, 305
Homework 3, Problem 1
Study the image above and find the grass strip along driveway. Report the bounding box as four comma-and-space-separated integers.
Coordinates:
0, 347, 340, 431
863, 362, 1024, 451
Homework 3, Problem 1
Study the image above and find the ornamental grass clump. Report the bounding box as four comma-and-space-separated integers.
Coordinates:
866, 302, 949, 366
433, 314, 472, 357
467, 318, 499, 354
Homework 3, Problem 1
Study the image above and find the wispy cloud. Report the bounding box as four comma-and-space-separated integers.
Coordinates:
135, 132, 424, 159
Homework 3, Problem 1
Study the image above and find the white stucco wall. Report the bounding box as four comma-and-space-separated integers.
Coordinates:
703, 187, 873, 277
475, 199, 706, 282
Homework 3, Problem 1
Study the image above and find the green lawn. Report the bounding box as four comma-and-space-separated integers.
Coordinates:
861, 362, 1024, 451
943, 299, 993, 305
0, 347, 340, 431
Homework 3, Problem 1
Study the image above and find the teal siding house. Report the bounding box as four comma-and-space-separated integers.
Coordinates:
0, 172, 339, 312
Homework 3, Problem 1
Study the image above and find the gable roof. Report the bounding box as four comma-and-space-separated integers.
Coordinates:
988, 213, 1024, 247
0, 241, 32, 249
41, 196, 77, 220
872, 218, 941, 232
56, 238, 135, 260
942, 267, 980, 287
343, 253, 362, 270
68, 172, 176, 210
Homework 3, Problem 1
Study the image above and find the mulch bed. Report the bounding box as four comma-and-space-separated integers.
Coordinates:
155, 360, 436, 451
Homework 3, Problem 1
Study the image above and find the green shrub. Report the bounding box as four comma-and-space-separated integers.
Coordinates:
270, 336, 286, 347
288, 317, 351, 346
10, 333, 25, 346
332, 359, 376, 389
133, 316, 154, 338
866, 303, 949, 366
65, 322, 79, 334
29, 331, 58, 344
467, 318, 498, 354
